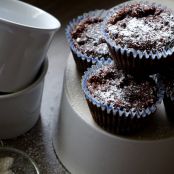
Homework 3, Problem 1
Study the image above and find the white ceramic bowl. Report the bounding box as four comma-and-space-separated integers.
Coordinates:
0, 0, 60, 92
0, 58, 48, 139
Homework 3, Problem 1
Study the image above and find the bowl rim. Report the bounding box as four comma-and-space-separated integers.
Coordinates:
0, 58, 48, 99
0, 146, 40, 173
0, 0, 60, 31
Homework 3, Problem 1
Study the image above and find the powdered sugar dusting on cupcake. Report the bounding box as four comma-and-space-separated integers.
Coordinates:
72, 18, 110, 58
107, 3, 174, 51
87, 64, 157, 109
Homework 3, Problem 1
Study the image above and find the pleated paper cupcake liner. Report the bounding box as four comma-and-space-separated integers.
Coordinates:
163, 95, 174, 120
158, 74, 174, 119
82, 59, 165, 134
101, 1, 174, 77
158, 74, 174, 102
65, 9, 110, 72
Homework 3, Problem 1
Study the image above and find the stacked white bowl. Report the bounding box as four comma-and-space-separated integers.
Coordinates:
0, 0, 60, 139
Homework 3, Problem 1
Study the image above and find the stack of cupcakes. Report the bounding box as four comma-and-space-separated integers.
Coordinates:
66, 0, 174, 134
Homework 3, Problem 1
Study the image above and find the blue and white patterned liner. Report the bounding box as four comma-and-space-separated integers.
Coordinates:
65, 9, 110, 64
82, 59, 165, 119
101, 1, 174, 60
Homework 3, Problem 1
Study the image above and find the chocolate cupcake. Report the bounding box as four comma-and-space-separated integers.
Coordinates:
102, 1, 174, 77
82, 59, 164, 134
66, 10, 111, 72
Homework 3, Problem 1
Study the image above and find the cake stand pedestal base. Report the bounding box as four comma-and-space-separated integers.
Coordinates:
53, 54, 174, 174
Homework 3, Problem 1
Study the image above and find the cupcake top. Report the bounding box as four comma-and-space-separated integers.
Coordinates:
86, 63, 157, 110
105, 2, 174, 52
71, 17, 110, 58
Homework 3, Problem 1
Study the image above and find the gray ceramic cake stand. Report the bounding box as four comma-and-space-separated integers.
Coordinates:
53, 54, 174, 174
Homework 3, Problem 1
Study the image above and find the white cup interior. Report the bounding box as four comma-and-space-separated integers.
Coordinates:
0, 0, 60, 30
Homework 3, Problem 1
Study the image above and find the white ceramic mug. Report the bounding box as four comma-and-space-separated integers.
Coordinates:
0, 58, 48, 139
0, 0, 60, 92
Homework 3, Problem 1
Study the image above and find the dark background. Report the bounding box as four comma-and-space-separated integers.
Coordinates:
22, 0, 125, 23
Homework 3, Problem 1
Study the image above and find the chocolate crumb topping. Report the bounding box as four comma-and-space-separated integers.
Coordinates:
106, 3, 174, 52
72, 18, 110, 58
87, 64, 157, 109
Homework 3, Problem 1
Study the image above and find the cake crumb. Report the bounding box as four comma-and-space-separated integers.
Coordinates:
0, 157, 14, 173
